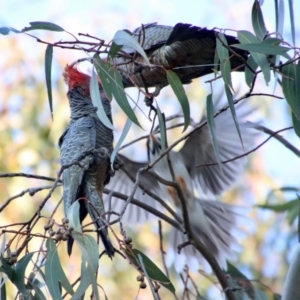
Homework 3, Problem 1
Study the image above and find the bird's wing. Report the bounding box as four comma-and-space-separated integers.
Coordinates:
60, 117, 96, 217
180, 101, 257, 196
122, 23, 173, 54
104, 153, 168, 223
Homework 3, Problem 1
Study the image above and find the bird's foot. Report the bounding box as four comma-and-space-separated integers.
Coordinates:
112, 155, 124, 170
94, 147, 110, 164
108, 155, 123, 177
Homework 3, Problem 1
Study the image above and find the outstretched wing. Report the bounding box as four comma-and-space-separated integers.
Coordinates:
59, 116, 96, 217
180, 101, 257, 196
104, 154, 167, 223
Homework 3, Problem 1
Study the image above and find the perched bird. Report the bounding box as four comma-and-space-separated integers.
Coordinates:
59, 65, 115, 258
104, 100, 257, 269
112, 22, 248, 100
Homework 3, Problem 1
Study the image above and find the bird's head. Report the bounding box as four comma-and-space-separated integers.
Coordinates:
147, 134, 162, 161
63, 65, 104, 99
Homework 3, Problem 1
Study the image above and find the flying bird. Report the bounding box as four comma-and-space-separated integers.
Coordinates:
112, 22, 248, 100
59, 65, 115, 258
104, 100, 257, 268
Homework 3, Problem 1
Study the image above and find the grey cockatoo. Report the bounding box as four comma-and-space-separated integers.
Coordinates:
112, 22, 249, 100
104, 100, 257, 269
59, 65, 115, 258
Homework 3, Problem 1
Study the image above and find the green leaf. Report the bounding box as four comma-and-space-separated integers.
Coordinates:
108, 42, 123, 60
112, 30, 150, 63
90, 70, 114, 130
288, 0, 295, 46
275, 0, 284, 36
238, 30, 270, 84
273, 293, 281, 300
255, 290, 268, 300
0, 26, 20, 35
166, 70, 190, 131
227, 262, 255, 299
252, 0, 267, 41
13, 252, 34, 296
220, 59, 232, 88
231, 43, 290, 55
295, 59, 300, 110
257, 199, 299, 213
67, 201, 85, 247
292, 112, 300, 138
125, 248, 175, 295
22, 22, 64, 32
29, 279, 47, 300
287, 201, 299, 225
45, 45, 53, 120
70, 235, 99, 300
206, 94, 222, 170
224, 85, 243, 146
110, 118, 132, 171
93, 55, 140, 127
216, 34, 232, 88
0, 256, 14, 281
216, 33, 229, 61
0, 276, 6, 300
245, 55, 258, 87
45, 239, 74, 300
281, 62, 300, 120
157, 105, 166, 152
137, 254, 159, 300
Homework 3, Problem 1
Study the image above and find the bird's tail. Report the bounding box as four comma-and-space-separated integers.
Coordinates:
97, 225, 115, 258
166, 199, 247, 272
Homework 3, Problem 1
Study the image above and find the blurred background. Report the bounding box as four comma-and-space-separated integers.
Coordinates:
1, 0, 300, 299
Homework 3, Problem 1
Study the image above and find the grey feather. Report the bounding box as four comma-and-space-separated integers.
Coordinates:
59, 86, 114, 258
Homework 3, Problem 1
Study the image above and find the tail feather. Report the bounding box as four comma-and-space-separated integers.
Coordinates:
167, 199, 247, 272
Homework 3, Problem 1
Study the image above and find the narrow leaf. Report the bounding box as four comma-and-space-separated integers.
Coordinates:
273, 293, 281, 300
224, 85, 243, 146
288, 0, 295, 46
257, 199, 299, 212
220, 59, 232, 88
238, 30, 270, 84
138, 254, 159, 300
156, 105, 166, 152
245, 55, 258, 87
13, 252, 34, 296
70, 235, 99, 300
252, 0, 267, 41
110, 118, 132, 171
112, 30, 150, 63
45, 239, 74, 299
206, 94, 222, 170
292, 112, 300, 138
281, 63, 300, 120
125, 248, 175, 295
93, 55, 140, 127
216, 33, 229, 61
0, 276, 6, 300
108, 42, 123, 60
22, 22, 64, 32
90, 70, 114, 130
0, 256, 14, 280
166, 70, 190, 131
67, 201, 85, 247
295, 59, 300, 108
231, 43, 290, 55
45, 45, 53, 120
227, 262, 255, 299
